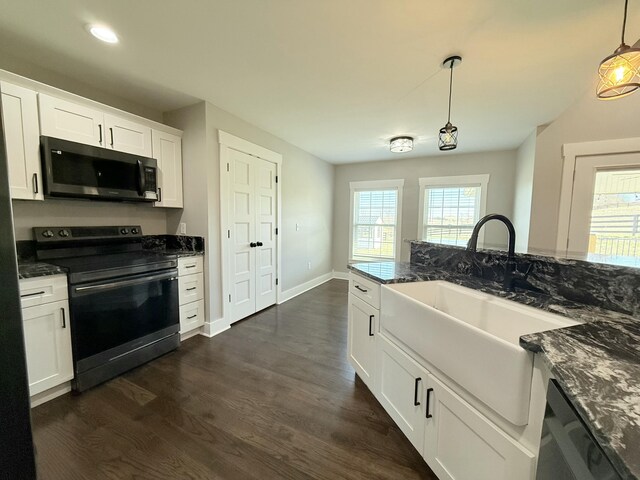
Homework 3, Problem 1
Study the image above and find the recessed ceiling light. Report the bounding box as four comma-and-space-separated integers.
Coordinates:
87, 24, 119, 44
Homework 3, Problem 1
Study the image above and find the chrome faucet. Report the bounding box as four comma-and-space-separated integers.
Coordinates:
466, 214, 517, 291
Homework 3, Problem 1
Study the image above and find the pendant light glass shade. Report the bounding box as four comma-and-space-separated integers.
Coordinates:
438, 122, 458, 151
597, 45, 640, 99
597, 0, 640, 99
439, 56, 462, 151
389, 136, 414, 153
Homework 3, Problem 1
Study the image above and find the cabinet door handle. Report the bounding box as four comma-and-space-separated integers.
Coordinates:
61, 308, 66, 328
98, 124, 103, 144
158, 187, 162, 203
355, 285, 368, 293
368, 314, 374, 336
426, 388, 434, 418
32, 173, 38, 194
20, 290, 45, 298
414, 378, 422, 406
186, 314, 197, 320
186, 287, 197, 291
109, 127, 114, 146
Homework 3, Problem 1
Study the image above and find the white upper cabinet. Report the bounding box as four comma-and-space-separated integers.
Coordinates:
39, 93, 103, 147
104, 113, 152, 157
1, 81, 43, 200
39, 94, 154, 157
152, 129, 183, 208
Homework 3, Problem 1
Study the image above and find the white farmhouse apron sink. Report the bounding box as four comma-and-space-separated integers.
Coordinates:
380, 281, 580, 426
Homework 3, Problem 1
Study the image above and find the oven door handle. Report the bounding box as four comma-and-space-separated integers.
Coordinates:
73, 271, 178, 294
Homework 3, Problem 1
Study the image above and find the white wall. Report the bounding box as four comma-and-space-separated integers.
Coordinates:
164, 101, 335, 322
528, 89, 640, 255
11, 199, 167, 241
512, 129, 537, 253
332, 150, 517, 273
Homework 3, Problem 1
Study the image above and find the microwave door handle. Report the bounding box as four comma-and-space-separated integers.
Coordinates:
137, 159, 145, 195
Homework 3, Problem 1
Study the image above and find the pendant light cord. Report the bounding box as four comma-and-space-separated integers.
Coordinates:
447, 62, 454, 124
622, 0, 629, 44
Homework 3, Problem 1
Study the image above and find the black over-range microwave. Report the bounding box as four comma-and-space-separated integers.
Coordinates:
40, 136, 158, 203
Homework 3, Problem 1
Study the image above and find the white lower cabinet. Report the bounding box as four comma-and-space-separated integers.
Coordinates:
21, 293, 73, 397
178, 257, 205, 334
347, 294, 377, 390
424, 373, 536, 480
376, 334, 429, 452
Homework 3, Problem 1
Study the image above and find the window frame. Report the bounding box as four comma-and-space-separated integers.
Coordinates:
349, 179, 404, 262
417, 174, 490, 248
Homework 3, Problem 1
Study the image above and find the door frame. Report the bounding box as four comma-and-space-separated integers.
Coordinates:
556, 137, 640, 256
218, 130, 282, 325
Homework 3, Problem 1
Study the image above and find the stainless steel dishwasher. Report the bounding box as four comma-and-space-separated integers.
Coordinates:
536, 379, 622, 480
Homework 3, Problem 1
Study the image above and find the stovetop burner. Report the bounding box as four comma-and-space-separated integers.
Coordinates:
34, 225, 177, 284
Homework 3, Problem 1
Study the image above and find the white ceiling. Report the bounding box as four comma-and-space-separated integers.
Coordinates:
0, 0, 636, 164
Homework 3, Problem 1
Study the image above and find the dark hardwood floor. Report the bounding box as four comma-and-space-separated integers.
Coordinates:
31, 279, 437, 480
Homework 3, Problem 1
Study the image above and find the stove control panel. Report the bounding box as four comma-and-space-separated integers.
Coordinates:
34, 225, 144, 243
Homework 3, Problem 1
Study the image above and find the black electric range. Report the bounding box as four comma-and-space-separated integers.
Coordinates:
35, 225, 180, 392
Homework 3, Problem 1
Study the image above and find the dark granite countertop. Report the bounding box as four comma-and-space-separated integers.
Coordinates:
349, 261, 640, 480
18, 261, 67, 280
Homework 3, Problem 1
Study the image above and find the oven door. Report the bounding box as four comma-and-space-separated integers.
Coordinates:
69, 268, 179, 374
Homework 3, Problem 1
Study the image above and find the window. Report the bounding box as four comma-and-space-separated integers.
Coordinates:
418, 175, 489, 247
350, 180, 404, 261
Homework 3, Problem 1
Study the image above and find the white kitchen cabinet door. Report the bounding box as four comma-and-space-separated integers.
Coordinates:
38, 93, 104, 147
22, 300, 74, 396
348, 295, 378, 390
376, 334, 429, 453
104, 113, 152, 157
1, 82, 43, 200
424, 373, 536, 480
152, 129, 183, 208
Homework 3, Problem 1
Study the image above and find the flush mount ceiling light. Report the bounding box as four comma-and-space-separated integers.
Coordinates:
597, 0, 640, 99
389, 136, 414, 153
439, 55, 462, 151
87, 24, 119, 44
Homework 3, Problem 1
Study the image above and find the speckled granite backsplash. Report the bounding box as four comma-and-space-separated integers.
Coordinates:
411, 241, 640, 318
142, 235, 204, 253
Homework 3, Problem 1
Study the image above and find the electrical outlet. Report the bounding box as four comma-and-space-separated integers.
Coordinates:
179, 222, 187, 234
307, 261, 311, 270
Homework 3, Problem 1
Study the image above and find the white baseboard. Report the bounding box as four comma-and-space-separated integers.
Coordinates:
332, 270, 349, 280
30, 382, 71, 408
201, 317, 230, 338
278, 271, 334, 304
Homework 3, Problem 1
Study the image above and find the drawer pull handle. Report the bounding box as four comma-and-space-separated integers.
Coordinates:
61, 308, 66, 328
426, 388, 434, 418
414, 378, 422, 406
21, 290, 46, 298
368, 314, 374, 337
185, 264, 196, 269
186, 314, 197, 319
355, 285, 368, 293
186, 287, 197, 291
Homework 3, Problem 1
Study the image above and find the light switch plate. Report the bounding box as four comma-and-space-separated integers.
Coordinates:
179, 223, 187, 234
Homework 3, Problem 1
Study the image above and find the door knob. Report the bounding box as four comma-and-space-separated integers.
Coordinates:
250, 242, 257, 248
256, 242, 263, 247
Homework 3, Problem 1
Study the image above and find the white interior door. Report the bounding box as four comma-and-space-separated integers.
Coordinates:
567, 152, 640, 267
255, 158, 277, 311
229, 149, 257, 323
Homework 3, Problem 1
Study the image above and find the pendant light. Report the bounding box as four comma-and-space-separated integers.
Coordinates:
389, 136, 414, 153
439, 56, 462, 151
597, 0, 640, 99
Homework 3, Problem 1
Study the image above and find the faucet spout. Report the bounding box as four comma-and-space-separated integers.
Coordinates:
466, 214, 517, 291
